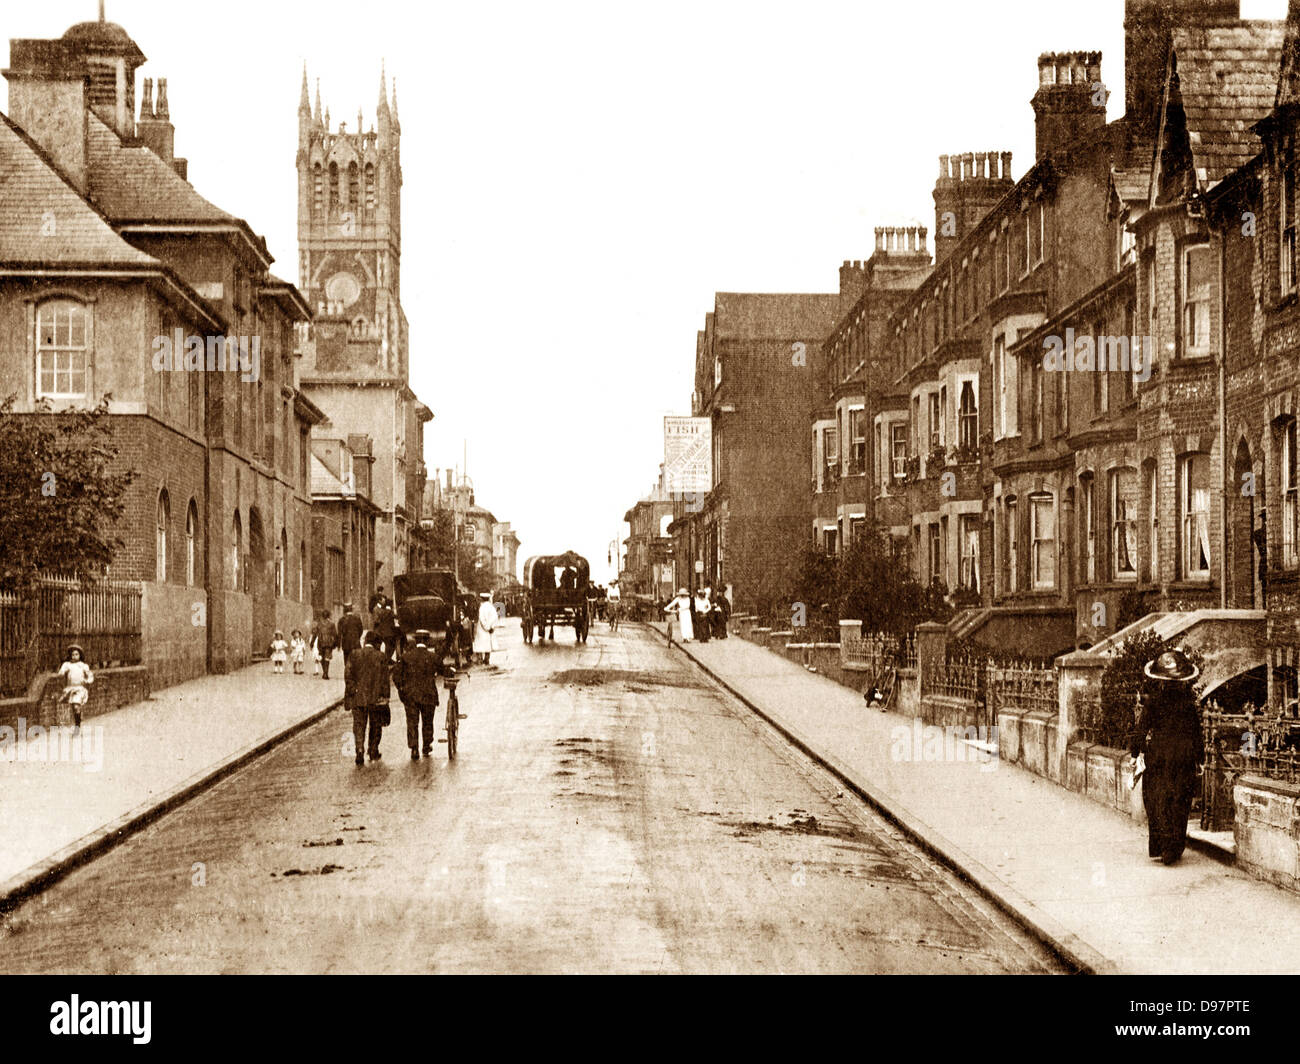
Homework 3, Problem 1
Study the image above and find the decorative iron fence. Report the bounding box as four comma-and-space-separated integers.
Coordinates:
923, 653, 1057, 733
1200, 703, 1300, 832
842, 631, 914, 671
0, 576, 142, 699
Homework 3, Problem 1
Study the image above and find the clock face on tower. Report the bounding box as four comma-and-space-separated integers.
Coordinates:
325, 271, 361, 308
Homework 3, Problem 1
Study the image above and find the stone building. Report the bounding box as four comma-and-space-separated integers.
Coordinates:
1, 14, 321, 684
622, 470, 675, 607
294, 68, 432, 587
309, 435, 379, 615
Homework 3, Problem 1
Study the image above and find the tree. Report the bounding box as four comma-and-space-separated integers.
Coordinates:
839, 525, 950, 638
0, 395, 136, 592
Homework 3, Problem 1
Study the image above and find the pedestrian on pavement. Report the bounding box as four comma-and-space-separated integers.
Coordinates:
346, 632, 391, 765
1131, 649, 1203, 865
338, 603, 364, 673
57, 644, 94, 733
713, 585, 731, 639
664, 589, 693, 644
693, 588, 712, 643
474, 592, 497, 665
393, 629, 440, 760
269, 631, 288, 674
369, 587, 389, 613
289, 629, 307, 675
315, 610, 338, 680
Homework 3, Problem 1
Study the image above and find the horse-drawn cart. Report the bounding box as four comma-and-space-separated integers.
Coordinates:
522, 552, 591, 644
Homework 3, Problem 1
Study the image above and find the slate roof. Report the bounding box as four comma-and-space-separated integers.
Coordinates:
713, 292, 844, 341
84, 111, 234, 224
0, 111, 158, 268
1276, 8, 1300, 109
1111, 166, 1151, 207
1171, 22, 1286, 190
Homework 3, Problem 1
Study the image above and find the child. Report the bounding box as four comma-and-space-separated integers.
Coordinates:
58, 644, 94, 733
290, 629, 307, 675
270, 631, 289, 674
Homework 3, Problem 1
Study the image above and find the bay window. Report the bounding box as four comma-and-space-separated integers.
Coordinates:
1111, 468, 1138, 581
1031, 494, 1056, 590
1180, 453, 1211, 579
1182, 243, 1212, 357
37, 300, 89, 399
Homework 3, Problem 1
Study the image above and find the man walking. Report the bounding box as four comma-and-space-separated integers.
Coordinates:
373, 597, 398, 662
393, 629, 439, 760
338, 603, 363, 673
315, 610, 338, 679
474, 592, 497, 666
346, 632, 391, 765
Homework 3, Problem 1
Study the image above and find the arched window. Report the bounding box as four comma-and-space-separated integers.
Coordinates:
348, 161, 359, 207
186, 499, 198, 587
232, 512, 243, 591
328, 162, 339, 208
37, 300, 89, 399
1110, 468, 1138, 581
313, 163, 323, 210
365, 163, 376, 209
156, 490, 170, 583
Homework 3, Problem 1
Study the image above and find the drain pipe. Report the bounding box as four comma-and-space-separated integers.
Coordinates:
1217, 227, 1228, 610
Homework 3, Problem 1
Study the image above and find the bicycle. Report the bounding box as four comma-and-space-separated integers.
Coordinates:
441, 667, 463, 761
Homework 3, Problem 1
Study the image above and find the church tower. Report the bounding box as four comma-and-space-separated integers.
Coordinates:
296, 66, 430, 585
296, 66, 406, 382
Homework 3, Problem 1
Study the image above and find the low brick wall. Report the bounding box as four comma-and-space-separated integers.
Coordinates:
27, 666, 150, 728
1234, 776, 1300, 892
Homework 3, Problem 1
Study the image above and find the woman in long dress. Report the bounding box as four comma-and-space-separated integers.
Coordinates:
664, 588, 693, 643
473, 593, 498, 665
1131, 649, 1202, 865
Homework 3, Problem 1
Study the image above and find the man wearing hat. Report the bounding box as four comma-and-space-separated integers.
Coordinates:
346, 632, 391, 765
337, 603, 364, 674
392, 630, 440, 760
1131, 648, 1203, 865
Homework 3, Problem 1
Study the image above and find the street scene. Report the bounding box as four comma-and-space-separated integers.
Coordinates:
1, 0, 1300, 1016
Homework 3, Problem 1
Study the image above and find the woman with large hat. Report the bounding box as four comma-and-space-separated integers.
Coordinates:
1131, 648, 1203, 865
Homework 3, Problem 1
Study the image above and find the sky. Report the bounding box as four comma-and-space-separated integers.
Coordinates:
6, 0, 1290, 582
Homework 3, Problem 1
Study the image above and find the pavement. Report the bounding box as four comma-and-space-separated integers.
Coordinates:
649, 622, 1300, 975
0, 622, 1062, 974
0, 657, 344, 909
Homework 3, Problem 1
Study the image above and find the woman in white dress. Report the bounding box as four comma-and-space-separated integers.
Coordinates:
473, 593, 498, 665
664, 588, 693, 643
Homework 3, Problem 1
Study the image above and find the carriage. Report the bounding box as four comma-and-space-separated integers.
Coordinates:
522, 552, 591, 644
392, 569, 471, 666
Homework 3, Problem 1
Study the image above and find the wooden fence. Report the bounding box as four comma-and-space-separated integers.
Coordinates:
0, 576, 142, 698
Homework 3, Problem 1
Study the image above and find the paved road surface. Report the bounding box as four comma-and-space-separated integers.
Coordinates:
0, 622, 1064, 974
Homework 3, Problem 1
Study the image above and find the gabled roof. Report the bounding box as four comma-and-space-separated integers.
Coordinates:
1171, 22, 1285, 190
0, 111, 158, 268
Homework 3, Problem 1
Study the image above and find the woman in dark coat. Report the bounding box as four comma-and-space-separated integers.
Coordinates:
1130, 649, 1203, 865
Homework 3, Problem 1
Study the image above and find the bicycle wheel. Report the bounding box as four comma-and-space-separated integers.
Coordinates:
447, 692, 458, 761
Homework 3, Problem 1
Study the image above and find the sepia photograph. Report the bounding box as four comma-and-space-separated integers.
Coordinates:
0, 0, 1295, 1038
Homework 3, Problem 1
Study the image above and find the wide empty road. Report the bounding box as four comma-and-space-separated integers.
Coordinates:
0, 622, 1063, 974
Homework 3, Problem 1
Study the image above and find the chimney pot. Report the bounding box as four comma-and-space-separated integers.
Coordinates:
156, 77, 169, 119
939, 154, 950, 179
140, 78, 154, 119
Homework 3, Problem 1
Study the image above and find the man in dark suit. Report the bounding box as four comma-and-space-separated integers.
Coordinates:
373, 599, 398, 662
314, 610, 338, 679
393, 629, 440, 760
345, 632, 391, 765
337, 603, 364, 673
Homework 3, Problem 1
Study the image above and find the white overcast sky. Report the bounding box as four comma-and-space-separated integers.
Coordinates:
7, 0, 1288, 581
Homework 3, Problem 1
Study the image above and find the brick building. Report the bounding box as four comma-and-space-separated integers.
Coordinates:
1, 14, 321, 684
294, 68, 432, 586
670, 285, 853, 613
309, 434, 379, 615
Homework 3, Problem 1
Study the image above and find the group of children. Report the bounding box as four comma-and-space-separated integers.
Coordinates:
268, 630, 315, 675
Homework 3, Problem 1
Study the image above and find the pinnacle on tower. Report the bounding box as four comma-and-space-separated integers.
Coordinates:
299, 63, 310, 114
378, 61, 390, 116
392, 78, 400, 131
314, 79, 322, 124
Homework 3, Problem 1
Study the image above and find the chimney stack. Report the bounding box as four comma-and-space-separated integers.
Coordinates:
138, 74, 176, 168
932, 150, 1014, 265
1031, 51, 1106, 163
